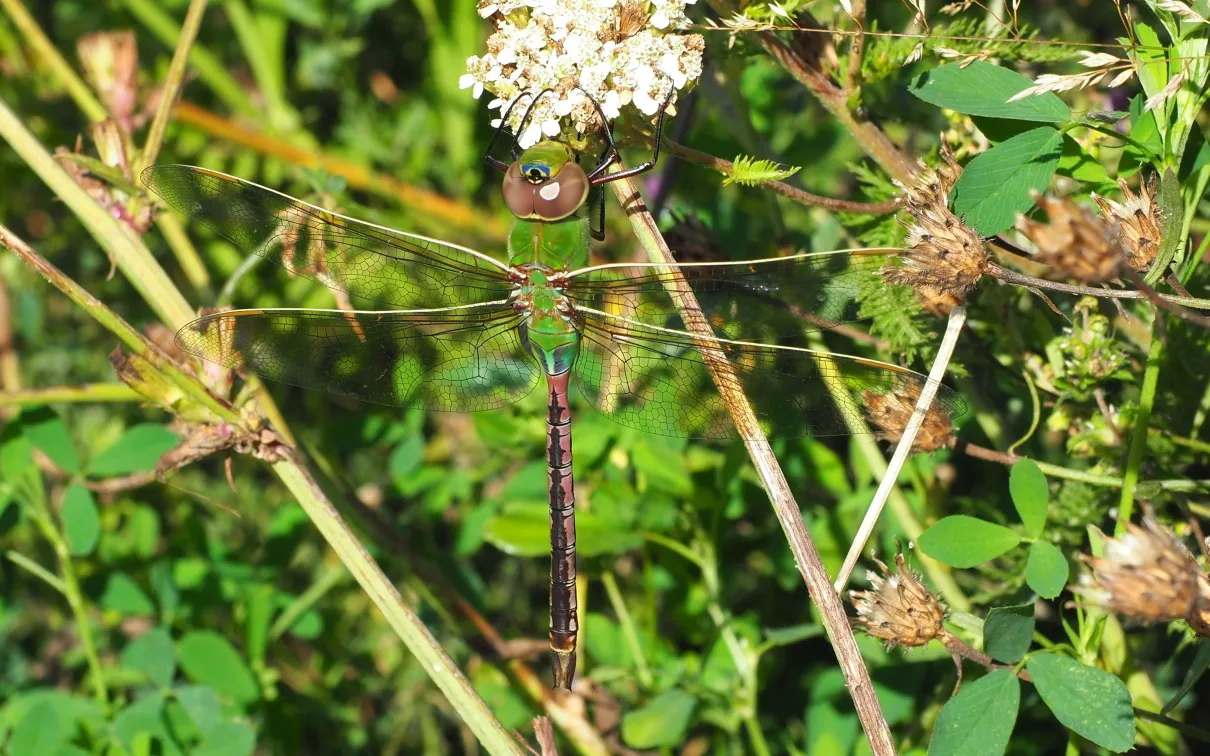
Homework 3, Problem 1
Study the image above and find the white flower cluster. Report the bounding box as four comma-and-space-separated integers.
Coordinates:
461, 0, 704, 149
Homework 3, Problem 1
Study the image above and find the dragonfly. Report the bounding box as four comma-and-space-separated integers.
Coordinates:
143, 91, 966, 690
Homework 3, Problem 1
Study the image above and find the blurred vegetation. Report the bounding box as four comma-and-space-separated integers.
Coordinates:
1, 0, 1209, 754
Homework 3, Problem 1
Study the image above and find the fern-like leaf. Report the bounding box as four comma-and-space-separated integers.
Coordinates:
722, 155, 802, 187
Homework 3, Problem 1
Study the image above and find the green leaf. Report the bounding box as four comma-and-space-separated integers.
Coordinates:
177, 631, 260, 704
111, 693, 182, 756
928, 670, 1020, 756
483, 504, 641, 558
88, 424, 179, 477
23, 408, 79, 475
100, 573, 156, 616
1008, 460, 1048, 537
632, 439, 692, 496
722, 155, 801, 187
193, 721, 256, 756
1025, 541, 1069, 599
1027, 654, 1135, 751
983, 604, 1035, 664
1058, 135, 1112, 187
763, 623, 825, 647
175, 685, 223, 735
9, 701, 67, 756
622, 690, 698, 748
60, 484, 99, 557
950, 126, 1064, 236
122, 627, 177, 688
918, 516, 1022, 568
908, 61, 1071, 122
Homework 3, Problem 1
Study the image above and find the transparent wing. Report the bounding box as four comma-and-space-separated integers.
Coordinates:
176, 305, 539, 411
565, 249, 926, 342
144, 165, 515, 309
572, 307, 967, 440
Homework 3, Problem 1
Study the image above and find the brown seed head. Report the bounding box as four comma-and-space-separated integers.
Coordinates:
849, 549, 947, 648
862, 384, 956, 452
77, 31, 139, 125
1017, 194, 1123, 284
885, 143, 987, 310
1077, 516, 1210, 636
1092, 175, 1161, 272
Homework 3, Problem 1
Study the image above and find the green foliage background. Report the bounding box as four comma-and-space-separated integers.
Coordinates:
1, 1, 1209, 754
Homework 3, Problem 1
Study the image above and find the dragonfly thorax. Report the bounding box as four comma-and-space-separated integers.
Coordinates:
512, 262, 580, 376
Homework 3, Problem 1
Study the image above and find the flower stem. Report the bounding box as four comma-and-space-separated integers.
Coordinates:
600, 572, 652, 688
1117, 321, 1164, 534
138, 0, 210, 172
0, 383, 142, 406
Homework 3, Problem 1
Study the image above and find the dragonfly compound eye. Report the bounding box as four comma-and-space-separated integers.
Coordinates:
502, 160, 589, 222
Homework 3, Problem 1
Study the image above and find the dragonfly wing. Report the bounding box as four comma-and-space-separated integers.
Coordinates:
572, 307, 967, 439
144, 165, 514, 309
565, 250, 928, 341
177, 305, 539, 410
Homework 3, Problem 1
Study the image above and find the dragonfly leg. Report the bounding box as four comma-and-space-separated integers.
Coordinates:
546, 370, 579, 689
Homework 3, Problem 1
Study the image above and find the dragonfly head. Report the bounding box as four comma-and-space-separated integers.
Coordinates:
503, 141, 589, 223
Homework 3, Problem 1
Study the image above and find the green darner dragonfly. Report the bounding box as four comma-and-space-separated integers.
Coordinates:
143, 92, 966, 689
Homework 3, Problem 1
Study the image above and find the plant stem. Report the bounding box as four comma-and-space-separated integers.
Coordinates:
659, 137, 902, 214
1118, 321, 1164, 534
844, 0, 867, 94
0, 383, 141, 406
0, 0, 107, 122
6, 549, 66, 594
609, 171, 897, 756
958, 442, 1208, 491
986, 260, 1210, 310
271, 461, 522, 756
0, 94, 196, 329
835, 306, 967, 592
138, 0, 209, 173
600, 572, 652, 688
155, 213, 212, 296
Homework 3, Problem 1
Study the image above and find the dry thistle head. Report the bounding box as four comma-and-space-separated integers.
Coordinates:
885, 143, 987, 311
1016, 193, 1124, 284
1092, 176, 1161, 273
849, 548, 947, 648
862, 384, 956, 452
1077, 515, 1210, 637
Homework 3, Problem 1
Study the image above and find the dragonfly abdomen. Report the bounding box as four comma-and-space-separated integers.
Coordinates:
546, 370, 578, 689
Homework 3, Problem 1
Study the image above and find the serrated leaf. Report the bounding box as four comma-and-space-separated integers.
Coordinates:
918, 516, 1022, 567
60, 484, 99, 557
1008, 460, 1048, 537
927, 669, 1020, 756
177, 631, 260, 704
1027, 654, 1135, 751
723, 155, 801, 187
622, 690, 697, 748
1025, 541, 1069, 599
908, 61, 1071, 122
88, 424, 179, 477
983, 604, 1035, 664
950, 126, 1063, 235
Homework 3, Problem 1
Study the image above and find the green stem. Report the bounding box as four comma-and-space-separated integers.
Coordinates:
0, 93, 196, 329
269, 566, 347, 641
138, 0, 210, 173
1117, 324, 1164, 534
6, 549, 66, 594
26, 497, 108, 706
600, 572, 652, 688
222, 0, 293, 130
742, 713, 774, 756
119, 0, 260, 120
0, 0, 107, 122
0, 383, 141, 406
154, 213, 212, 297
271, 461, 522, 755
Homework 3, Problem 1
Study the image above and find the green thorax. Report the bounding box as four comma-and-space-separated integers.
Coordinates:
510, 216, 588, 377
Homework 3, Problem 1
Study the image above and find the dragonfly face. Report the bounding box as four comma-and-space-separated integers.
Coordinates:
502, 141, 590, 223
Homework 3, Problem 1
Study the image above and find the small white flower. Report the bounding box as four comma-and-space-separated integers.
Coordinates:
633, 87, 659, 115
542, 118, 561, 136
651, 10, 670, 28
520, 122, 543, 148
458, 73, 476, 90
478, 4, 498, 17
601, 90, 621, 118
497, 46, 517, 65
485, 65, 502, 82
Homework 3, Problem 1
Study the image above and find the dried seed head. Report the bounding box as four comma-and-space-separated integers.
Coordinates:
77, 31, 139, 125
862, 384, 956, 452
886, 143, 987, 309
1092, 176, 1161, 272
1077, 515, 1210, 636
849, 548, 947, 648
1017, 194, 1123, 284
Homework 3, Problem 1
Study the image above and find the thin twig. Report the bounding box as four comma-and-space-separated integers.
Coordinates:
608, 167, 897, 756
844, 0, 867, 94
139, 0, 210, 173
835, 306, 967, 592
986, 260, 1210, 310
660, 137, 902, 214
957, 441, 1209, 491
